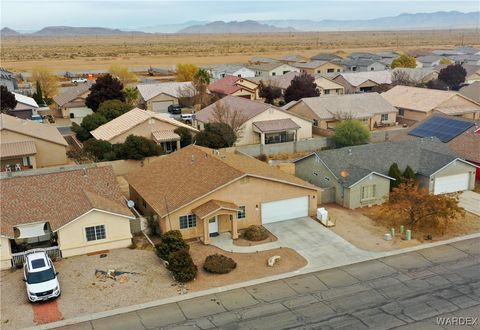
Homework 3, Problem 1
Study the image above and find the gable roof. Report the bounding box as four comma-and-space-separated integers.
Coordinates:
294, 93, 398, 120
416, 55, 442, 63
208, 75, 257, 95
0, 140, 37, 158
247, 62, 293, 72
381, 85, 480, 114
279, 54, 306, 62
310, 53, 342, 61
292, 60, 329, 69
0, 166, 133, 237
137, 82, 193, 101
252, 71, 301, 90
210, 64, 253, 75
392, 67, 438, 82
127, 145, 316, 217
0, 113, 68, 146
305, 139, 464, 186
13, 92, 38, 108
459, 81, 480, 103
53, 83, 91, 107
334, 71, 392, 87
91, 108, 197, 141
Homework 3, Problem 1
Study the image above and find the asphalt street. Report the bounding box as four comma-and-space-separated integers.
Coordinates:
57, 238, 480, 330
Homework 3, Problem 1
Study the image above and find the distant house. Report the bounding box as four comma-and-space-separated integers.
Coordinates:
295, 139, 477, 209
127, 145, 318, 243
0, 113, 68, 171
340, 58, 387, 72
195, 95, 313, 146
292, 60, 344, 76
137, 82, 193, 112
207, 76, 259, 100
463, 65, 480, 84
249, 56, 279, 64
392, 67, 438, 84
91, 108, 198, 153
347, 52, 382, 61
330, 71, 392, 94
252, 71, 300, 93
313, 76, 345, 96
382, 86, 480, 123
0, 68, 17, 92
310, 53, 342, 62
209, 64, 255, 80
283, 93, 397, 131
278, 54, 308, 65
459, 81, 480, 103
248, 63, 299, 78
0, 166, 134, 269
416, 55, 442, 68
448, 55, 480, 66
52, 83, 92, 124
8, 93, 39, 120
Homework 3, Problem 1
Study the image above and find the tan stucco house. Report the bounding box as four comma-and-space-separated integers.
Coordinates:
248, 63, 300, 78
52, 83, 92, 124
283, 93, 398, 131
293, 60, 344, 76
208, 76, 260, 100
127, 145, 318, 243
137, 82, 193, 113
382, 85, 480, 124
0, 166, 134, 269
0, 113, 68, 172
295, 140, 477, 209
91, 108, 198, 153
195, 95, 313, 146
314, 76, 345, 95
331, 71, 392, 94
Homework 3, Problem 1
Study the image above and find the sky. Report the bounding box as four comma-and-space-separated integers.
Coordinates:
1, 0, 479, 31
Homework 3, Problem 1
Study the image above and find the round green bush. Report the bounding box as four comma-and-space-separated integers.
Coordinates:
168, 248, 198, 282
203, 254, 237, 274
242, 225, 268, 241
155, 230, 189, 262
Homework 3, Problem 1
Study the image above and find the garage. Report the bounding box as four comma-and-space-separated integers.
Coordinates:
261, 196, 309, 224
434, 173, 470, 195
152, 100, 173, 113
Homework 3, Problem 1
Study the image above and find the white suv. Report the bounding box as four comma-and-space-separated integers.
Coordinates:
23, 251, 61, 302
71, 78, 88, 84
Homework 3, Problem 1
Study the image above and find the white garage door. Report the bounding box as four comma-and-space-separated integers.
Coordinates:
261, 196, 309, 224
152, 100, 173, 113
434, 173, 469, 195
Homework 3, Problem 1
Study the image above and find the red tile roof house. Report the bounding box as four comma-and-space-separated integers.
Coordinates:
207, 75, 260, 100
0, 166, 135, 269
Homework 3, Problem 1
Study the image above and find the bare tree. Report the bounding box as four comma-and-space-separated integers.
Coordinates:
210, 100, 247, 141
176, 84, 197, 107
391, 69, 419, 87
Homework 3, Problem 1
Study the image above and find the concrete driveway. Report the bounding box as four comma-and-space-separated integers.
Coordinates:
459, 191, 480, 215
264, 217, 378, 269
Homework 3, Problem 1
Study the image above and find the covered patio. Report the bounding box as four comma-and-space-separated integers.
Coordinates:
0, 141, 37, 172
192, 200, 240, 244
253, 118, 300, 145
151, 129, 181, 154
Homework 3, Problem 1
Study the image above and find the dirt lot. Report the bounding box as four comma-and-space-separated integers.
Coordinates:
326, 203, 480, 252
2, 29, 479, 72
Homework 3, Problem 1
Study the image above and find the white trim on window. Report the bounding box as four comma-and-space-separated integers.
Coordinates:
179, 214, 197, 229
85, 224, 106, 242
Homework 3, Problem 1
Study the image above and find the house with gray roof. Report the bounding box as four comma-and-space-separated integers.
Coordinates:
416, 55, 442, 68
52, 83, 92, 124
0, 68, 17, 92
248, 62, 299, 78
208, 64, 255, 81
294, 139, 477, 208
340, 58, 386, 72
310, 53, 342, 62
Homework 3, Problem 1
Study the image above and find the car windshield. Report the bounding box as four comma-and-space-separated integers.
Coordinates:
27, 268, 56, 284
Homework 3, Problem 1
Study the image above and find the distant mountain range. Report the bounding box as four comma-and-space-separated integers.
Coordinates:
1, 11, 478, 36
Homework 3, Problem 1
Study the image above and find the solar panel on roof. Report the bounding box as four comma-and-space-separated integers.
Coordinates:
409, 116, 475, 143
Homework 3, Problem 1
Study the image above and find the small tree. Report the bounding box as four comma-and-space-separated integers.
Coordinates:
391, 54, 416, 69
284, 72, 320, 103
155, 230, 189, 263
0, 86, 17, 113
176, 63, 198, 82
174, 127, 192, 147
210, 100, 247, 142
97, 99, 131, 121
83, 139, 113, 162
259, 81, 282, 104
439, 58, 453, 65
32, 81, 45, 106
86, 74, 125, 111
167, 249, 198, 283
81, 113, 108, 131
195, 123, 236, 149
391, 70, 418, 87
332, 119, 371, 148
109, 65, 137, 85
426, 79, 449, 91
438, 64, 467, 90
32, 67, 58, 102
388, 163, 403, 189
71, 122, 92, 142
380, 181, 465, 234
124, 87, 139, 107
192, 68, 211, 107
116, 135, 163, 160
402, 165, 416, 181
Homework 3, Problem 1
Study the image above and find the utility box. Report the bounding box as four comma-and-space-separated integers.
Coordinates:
317, 207, 329, 222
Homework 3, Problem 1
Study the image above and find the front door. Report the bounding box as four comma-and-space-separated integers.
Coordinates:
208, 216, 218, 237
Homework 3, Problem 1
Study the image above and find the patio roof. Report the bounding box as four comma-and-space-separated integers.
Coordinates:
253, 118, 300, 133
151, 130, 180, 143
0, 141, 37, 158
192, 200, 239, 219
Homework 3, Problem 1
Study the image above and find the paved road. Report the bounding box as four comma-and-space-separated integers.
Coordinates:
58, 238, 480, 330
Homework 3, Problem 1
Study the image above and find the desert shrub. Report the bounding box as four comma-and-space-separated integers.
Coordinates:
168, 249, 198, 282
242, 225, 268, 241
154, 230, 189, 262
257, 154, 268, 162
203, 254, 237, 274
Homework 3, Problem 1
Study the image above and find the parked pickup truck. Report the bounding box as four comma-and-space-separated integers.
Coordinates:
71, 78, 88, 84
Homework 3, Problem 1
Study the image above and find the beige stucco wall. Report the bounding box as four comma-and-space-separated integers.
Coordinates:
370, 112, 398, 129
300, 63, 344, 76
107, 118, 187, 144
0, 130, 68, 168
237, 107, 313, 146
57, 210, 133, 258
435, 95, 480, 120
430, 160, 477, 192
131, 176, 317, 240
346, 174, 391, 209
398, 108, 430, 122
1, 236, 12, 270
145, 93, 179, 111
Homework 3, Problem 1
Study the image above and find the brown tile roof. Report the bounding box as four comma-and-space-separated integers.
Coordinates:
127, 145, 317, 217
208, 76, 243, 95
0, 141, 37, 158
192, 200, 239, 219
0, 113, 68, 146
253, 118, 300, 133
151, 130, 180, 143
53, 83, 91, 107
0, 166, 133, 237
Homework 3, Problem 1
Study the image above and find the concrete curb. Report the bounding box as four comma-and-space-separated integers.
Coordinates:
26, 232, 480, 330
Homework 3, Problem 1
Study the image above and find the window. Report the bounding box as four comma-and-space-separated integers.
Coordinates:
381, 114, 389, 121
398, 109, 405, 116
327, 68, 334, 73
324, 89, 330, 95
361, 185, 376, 201
317, 70, 321, 74
370, 67, 375, 71
179, 214, 197, 229
271, 72, 276, 76
237, 206, 246, 219
85, 225, 106, 241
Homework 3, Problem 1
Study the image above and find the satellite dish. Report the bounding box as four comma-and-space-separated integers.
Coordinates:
127, 200, 135, 208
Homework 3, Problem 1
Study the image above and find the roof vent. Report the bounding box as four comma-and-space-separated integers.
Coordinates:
348, 149, 352, 155
82, 168, 87, 176
191, 155, 195, 163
